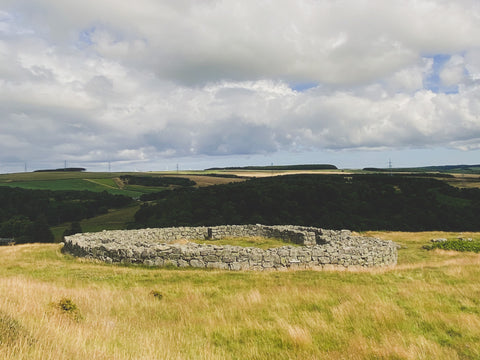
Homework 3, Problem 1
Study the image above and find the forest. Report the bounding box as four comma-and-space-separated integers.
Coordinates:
0, 187, 132, 243
134, 174, 480, 231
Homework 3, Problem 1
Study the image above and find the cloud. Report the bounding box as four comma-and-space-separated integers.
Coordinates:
1, 0, 480, 169
439, 55, 466, 87
5, 0, 480, 84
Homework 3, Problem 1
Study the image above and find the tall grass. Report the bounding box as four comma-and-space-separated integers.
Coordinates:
0, 232, 479, 359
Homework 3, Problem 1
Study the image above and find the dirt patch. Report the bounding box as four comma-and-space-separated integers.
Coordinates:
165, 175, 246, 187
113, 177, 125, 189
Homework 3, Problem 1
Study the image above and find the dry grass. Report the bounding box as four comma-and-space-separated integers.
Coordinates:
149, 173, 246, 187
0, 232, 479, 359
219, 170, 350, 178
189, 236, 302, 249
444, 174, 480, 189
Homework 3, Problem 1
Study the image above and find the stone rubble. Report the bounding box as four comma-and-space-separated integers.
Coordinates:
63, 224, 397, 271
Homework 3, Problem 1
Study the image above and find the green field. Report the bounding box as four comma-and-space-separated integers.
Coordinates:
51, 203, 141, 241
0, 171, 244, 196
0, 231, 479, 359
0, 172, 169, 197
0, 171, 122, 182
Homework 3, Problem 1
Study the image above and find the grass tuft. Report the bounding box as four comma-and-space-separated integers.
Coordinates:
149, 290, 163, 300
52, 298, 82, 322
0, 311, 22, 345
0, 310, 33, 349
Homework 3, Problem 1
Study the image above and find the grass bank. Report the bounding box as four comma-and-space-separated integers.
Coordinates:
0, 231, 479, 359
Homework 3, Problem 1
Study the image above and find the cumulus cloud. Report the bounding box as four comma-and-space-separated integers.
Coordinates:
0, 0, 480, 170
439, 55, 466, 87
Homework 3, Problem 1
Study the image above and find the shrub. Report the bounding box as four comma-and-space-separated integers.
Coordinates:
150, 290, 163, 300
54, 298, 82, 321
424, 239, 480, 253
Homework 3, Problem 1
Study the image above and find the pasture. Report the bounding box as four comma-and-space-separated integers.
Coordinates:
0, 172, 171, 197
0, 171, 245, 198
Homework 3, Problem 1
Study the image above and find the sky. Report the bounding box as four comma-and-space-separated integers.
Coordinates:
1, 0, 480, 172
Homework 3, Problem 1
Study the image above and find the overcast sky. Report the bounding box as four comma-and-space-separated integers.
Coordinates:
1, 0, 480, 172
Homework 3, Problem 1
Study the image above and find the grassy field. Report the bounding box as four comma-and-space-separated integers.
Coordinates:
1, 170, 478, 195
0, 173, 165, 198
444, 174, 480, 189
50, 203, 141, 242
0, 231, 479, 359
0, 171, 245, 196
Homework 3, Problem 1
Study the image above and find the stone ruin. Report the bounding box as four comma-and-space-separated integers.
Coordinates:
0, 238, 15, 246
62, 224, 397, 271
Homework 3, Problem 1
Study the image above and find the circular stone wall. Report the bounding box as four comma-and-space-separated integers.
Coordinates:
63, 224, 397, 271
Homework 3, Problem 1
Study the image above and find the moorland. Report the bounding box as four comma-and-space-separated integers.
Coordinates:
0, 166, 479, 359
0, 231, 479, 359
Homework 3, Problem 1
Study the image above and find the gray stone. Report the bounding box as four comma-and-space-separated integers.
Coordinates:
206, 262, 229, 270
431, 238, 447, 243
190, 259, 205, 268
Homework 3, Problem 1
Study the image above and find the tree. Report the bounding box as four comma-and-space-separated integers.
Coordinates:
63, 222, 83, 239
0, 215, 34, 243
32, 214, 54, 243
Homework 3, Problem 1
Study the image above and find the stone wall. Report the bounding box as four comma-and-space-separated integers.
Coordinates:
63, 225, 397, 271
0, 238, 14, 246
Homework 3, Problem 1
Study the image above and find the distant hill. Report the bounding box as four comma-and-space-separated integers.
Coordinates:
206, 164, 337, 171
363, 164, 480, 174
34, 167, 86, 172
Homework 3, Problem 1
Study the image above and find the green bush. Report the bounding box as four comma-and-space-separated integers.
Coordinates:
54, 298, 82, 321
424, 239, 480, 253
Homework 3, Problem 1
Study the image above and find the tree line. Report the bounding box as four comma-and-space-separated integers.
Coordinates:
119, 175, 196, 187
206, 164, 337, 171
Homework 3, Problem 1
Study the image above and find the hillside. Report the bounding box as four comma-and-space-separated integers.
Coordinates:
134, 174, 480, 231
1, 170, 480, 243
0, 231, 479, 359
363, 164, 480, 174
1, 169, 480, 358
0, 171, 245, 242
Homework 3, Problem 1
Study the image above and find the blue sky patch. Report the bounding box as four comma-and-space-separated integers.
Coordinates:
77, 27, 96, 47
424, 54, 460, 94
290, 82, 318, 92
